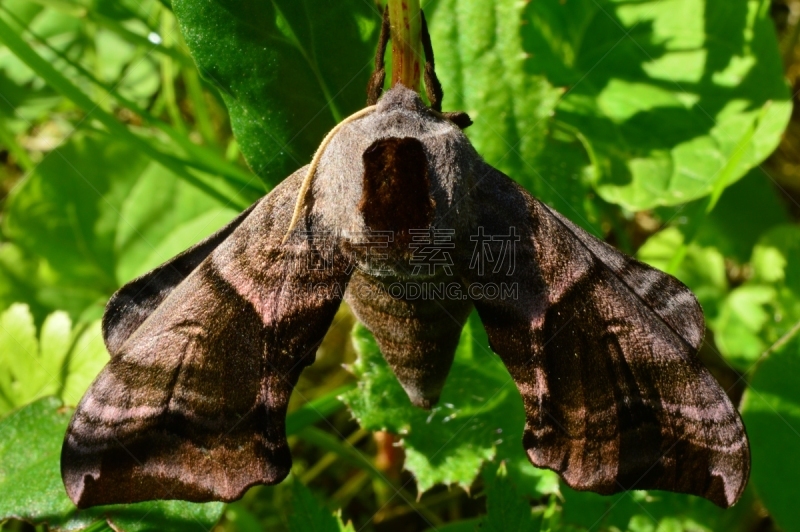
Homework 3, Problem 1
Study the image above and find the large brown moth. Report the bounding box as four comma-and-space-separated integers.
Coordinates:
61, 9, 749, 510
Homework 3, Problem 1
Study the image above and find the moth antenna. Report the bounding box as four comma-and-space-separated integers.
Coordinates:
420, 11, 443, 112
283, 105, 377, 243
428, 109, 473, 130
367, 6, 390, 105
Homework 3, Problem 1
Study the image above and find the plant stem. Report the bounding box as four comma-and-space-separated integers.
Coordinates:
388, 0, 421, 92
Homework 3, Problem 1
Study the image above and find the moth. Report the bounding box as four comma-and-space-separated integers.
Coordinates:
61, 10, 749, 509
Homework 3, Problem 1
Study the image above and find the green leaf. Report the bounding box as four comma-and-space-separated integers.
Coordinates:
0, 397, 224, 531
560, 484, 752, 532
479, 463, 540, 532
0, 245, 49, 322
714, 285, 775, 365
0, 302, 109, 414
567, 0, 788, 210
0, 397, 92, 530
426, 0, 586, 225
172, 0, 378, 186
342, 313, 559, 496
60, 320, 108, 407
0, 397, 224, 532
0, 304, 70, 412
741, 335, 800, 532
287, 477, 353, 532
5, 133, 143, 311
4, 130, 240, 318
712, 225, 800, 370
0, 13, 250, 208
659, 168, 791, 264
638, 227, 730, 321
429, 0, 790, 211
114, 160, 239, 282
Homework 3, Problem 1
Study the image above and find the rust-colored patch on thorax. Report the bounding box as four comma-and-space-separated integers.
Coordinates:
358, 137, 435, 250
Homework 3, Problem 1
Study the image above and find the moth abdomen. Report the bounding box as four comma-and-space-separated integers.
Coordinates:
346, 271, 472, 409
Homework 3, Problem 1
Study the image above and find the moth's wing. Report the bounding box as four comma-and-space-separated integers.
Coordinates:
463, 163, 749, 508
103, 199, 261, 356
62, 167, 351, 507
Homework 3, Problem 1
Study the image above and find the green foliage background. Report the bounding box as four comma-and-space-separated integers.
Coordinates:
0, 0, 798, 530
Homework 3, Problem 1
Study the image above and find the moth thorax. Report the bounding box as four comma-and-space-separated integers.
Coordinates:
358, 136, 435, 252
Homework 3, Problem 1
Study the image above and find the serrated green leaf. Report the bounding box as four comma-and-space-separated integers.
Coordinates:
0, 397, 224, 531
343, 314, 558, 496
172, 0, 377, 186
565, 0, 788, 210
741, 336, 800, 532
0, 304, 72, 411
0, 302, 110, 414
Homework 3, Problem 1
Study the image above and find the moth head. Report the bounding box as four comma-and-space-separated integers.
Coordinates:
377, 85, 473, 130
375, 84, 431, 115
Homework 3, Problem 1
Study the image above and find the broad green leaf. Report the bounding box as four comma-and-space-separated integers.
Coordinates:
714, 285, 776, 366
288, 477, 354, 532
423, 519, 481, 532
657, 167, 791, 264
0, 244, 48, 323
4, 132, 147, 315
479, 463, 540, 532
712, 225, 800, 370
560, 0, 789, 210
115, 159, 239, 282
4, 130, 240, 318
741, 335, 800, 532
700, 167, 791, 261
560, 484, 753, 532
172, 0, 378, 186
0, 397, 224, 531
343, 314, 559, 496
429, 0, 790, 211
0, 397, 94, 530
